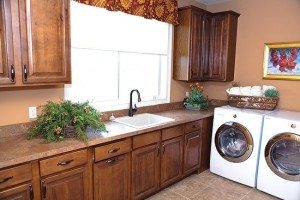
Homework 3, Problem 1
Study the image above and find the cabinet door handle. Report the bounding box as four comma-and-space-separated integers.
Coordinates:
0, 176, 13, 184
57, 159, 74, 166
162, 144, 165, 154
29, 184, 34, 200
42, 181, 46, 199
23, 64, 28, 81
10, 65, 15, 82
106, 157, 118, 164
156, 145, 160, 157
108, 148, 120, 154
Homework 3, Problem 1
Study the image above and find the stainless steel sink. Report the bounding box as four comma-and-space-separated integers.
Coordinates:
113, 113, 174, 129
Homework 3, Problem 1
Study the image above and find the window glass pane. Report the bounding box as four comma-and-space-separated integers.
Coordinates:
65, 49, 119, 102
71, 1, 168, 54
119, 53, 160, 100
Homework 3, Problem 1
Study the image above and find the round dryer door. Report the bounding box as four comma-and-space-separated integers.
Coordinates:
215, 122, 254, 163
265, 133, 300, 181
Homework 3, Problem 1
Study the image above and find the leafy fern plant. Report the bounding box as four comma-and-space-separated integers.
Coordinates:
27, 101, 106, 142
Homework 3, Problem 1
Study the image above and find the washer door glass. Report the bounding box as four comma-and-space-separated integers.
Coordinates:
215, 122, 253, 163
265, 133, 300, 181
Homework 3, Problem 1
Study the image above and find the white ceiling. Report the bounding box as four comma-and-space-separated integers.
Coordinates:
195, 0, 232, 5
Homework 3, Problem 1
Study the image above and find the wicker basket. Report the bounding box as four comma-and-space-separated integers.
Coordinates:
228, 95, 279, 110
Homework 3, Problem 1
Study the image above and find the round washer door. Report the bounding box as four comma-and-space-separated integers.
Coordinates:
215, 122, 254, 163
265, 133, 300, 181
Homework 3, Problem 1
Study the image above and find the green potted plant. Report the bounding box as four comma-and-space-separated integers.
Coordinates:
184, 83, 209, 110
27, 100, 106, 142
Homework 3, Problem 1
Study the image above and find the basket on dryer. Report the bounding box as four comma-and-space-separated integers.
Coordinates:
227, 95, 279, 110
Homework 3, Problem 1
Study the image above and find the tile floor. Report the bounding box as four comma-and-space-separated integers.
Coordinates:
147, 170, 279, 200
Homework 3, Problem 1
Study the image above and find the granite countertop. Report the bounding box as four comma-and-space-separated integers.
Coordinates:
0, 108, 214, 169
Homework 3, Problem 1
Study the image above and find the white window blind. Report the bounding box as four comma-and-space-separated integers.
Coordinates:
65, 1, 172, 111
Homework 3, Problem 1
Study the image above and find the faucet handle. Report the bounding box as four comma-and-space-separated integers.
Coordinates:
133, 104, 138, 112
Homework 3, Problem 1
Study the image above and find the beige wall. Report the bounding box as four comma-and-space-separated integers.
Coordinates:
0, 87, 64, 126
202, 0, 300, 111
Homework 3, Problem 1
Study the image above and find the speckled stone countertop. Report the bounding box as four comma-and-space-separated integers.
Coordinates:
0, 108, 214, 169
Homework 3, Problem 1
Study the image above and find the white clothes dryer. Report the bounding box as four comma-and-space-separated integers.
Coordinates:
257, 110, 300, 200
210, 106, 272, 187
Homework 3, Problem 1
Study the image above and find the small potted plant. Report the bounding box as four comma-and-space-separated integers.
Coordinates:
27, 100, 106, 142
184, 83, 209, 110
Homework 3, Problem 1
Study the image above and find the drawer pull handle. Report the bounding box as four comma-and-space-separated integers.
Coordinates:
57, 159, 74, 166
108, 148, 120, 154
106, 157, 118, 164
291, 124, 296, 128
0, 176, 13, 184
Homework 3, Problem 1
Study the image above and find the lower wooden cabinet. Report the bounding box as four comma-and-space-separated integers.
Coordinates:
0, 183, 33, 200
41, 166, 88, 200
160, 136, 183, 188
94, 154, 130, 200
132, 143, 160, 200
183, 131, 201, 175
199, 117, 213, 172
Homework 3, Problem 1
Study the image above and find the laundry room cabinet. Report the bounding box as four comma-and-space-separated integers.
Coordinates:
173, 6, 240, 82
0, 0, 71, 87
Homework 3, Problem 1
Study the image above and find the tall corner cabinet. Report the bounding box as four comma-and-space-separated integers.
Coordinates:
173, 6, 240, 82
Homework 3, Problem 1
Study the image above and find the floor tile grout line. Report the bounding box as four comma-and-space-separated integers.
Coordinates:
239, 188, 255, 200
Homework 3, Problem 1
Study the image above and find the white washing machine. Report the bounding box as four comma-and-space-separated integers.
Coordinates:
210, 106, 272, 187
257, 110, 300, 200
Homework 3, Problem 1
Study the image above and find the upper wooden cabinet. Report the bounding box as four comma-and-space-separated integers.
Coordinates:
0, 0, 71, 87
173, 6, 206, 81
173, 6, 240, 82
18, 0, 71, 84
0, 0, 14, 85
208, 12, 239, 81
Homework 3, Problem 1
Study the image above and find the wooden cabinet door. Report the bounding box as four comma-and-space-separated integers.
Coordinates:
0, 183, 33, 200
132, 143, 160, 200
18, 0, 71, 84
41, 166, 88, 200
199, 117, 213, 173
161, 137, 183, 188
183, 131, 201, 175
94, 154, 130, 200
201, 13, 213, 80
210, 14, 227, 81
189, 9, 204, 81
0, 0, 15, 85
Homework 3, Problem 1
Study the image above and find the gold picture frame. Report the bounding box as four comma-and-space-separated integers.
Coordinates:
263, 42, 300, 80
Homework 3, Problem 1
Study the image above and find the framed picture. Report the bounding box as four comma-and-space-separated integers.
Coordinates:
263, 42, 300, 80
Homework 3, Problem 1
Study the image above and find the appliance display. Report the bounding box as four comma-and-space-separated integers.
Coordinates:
257, 110, 300, 200
210, 106, 272, 187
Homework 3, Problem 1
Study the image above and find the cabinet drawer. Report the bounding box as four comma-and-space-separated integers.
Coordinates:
162, 125, 184, 141
40, 149, 88, 177
185, 120, 202, 133
0, 163, 32, 190
133, 131, 160, 149
94, 138, 132, 162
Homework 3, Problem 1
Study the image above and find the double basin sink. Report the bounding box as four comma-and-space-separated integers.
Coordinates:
113, 113, 175, 129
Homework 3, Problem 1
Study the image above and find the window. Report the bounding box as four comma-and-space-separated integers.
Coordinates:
65, 2, 172, 112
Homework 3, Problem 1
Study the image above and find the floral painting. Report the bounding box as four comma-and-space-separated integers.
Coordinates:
263, 42, 300, 80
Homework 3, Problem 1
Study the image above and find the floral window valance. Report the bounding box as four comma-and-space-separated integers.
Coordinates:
73, 0, 179, 25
